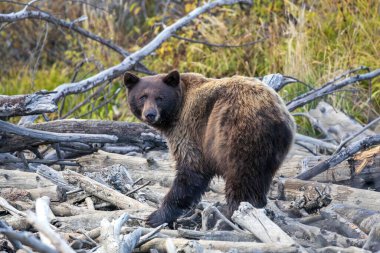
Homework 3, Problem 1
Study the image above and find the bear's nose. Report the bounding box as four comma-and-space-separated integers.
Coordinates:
145, 112, 157, 122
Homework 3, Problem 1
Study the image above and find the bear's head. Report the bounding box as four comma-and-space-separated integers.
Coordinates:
124, 70, 182, 128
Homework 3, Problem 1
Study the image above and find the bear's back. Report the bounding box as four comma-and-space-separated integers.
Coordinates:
165, 74, 295, 170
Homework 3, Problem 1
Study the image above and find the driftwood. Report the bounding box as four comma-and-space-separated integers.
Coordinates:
266, 201, 366, 248
0, 93, 57, 117
62, 169, 153, 211
308, 102, 376, 143
0, 120, 166, 153
279, 153, 380, 189
328, 204, 380, 234
136, 238, 301, 253
270, 178, 380, 211
0, 120, 118, 146
231, 202, 296, 244
296, 135, 380, 180
363, 224, 380, 252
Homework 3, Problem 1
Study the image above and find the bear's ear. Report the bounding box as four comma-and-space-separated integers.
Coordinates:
163, 70, 180, 87
124, 72, 140, 89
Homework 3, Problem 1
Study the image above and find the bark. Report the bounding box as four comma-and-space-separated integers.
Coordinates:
136, 238, 302, 253
0, 120, 118, 147
231, 202, 296, 244
0, 120, 166, 153
62, 169, 153, 211
0, 93, 57, 117
270, 178, 380, 212
296, 135, 380, 180
279, 153, 380, 190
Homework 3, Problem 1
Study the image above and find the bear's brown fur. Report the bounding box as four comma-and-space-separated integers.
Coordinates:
124, 70, 295, 227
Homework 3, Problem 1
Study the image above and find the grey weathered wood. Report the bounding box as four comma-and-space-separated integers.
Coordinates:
231, 202, 296, 244
136, 238, 301, 253
266, 201, 366, 249
0, 120, 165, 153
296, 135, 380, 180
62, 170, 153, 210
278, 154, 380, 190
270, 178, 380, 212
363, 224, 380, 252
0, 93, 57, 117
0, 120, 118, 144
308, 102, 376, 143
177, 228, 257, 242
329, 204, 380, 234
36, 165, 77, 191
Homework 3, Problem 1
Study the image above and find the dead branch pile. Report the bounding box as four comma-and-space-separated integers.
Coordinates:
1, 1, 380, 253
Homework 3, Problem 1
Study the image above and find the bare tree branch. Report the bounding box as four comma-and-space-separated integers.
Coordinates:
173, 34, 268, 48
334, 117, 380, 153
296, 135, 380, 180
0, 7, 153, 74
287, 68, 380, 111
19, 0, 252, 124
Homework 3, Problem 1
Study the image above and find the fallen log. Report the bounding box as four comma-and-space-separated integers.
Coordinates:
0, 169, 54, 189
316, 246, 370, 253
279, 154, 380, 190
0, 120, 166, 153
319, 208, 367, 239
56, 210, 151, 232
308, 102, 376, 143
0, 120, 118, 150
231, 202, 296, 244
329, 204, 380, 234
0, 93, 57, 117
76, 151, 227, 195
270, 178, 380, 212
266, 201, 366, 248
62, 170, 153, 211
177, 228, 257, 242
136, 238, 302, 253
296, 135, 380, 180
363, 224, 380, 252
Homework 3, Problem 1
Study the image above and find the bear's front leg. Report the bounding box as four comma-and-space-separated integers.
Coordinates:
147, 166, 211, 227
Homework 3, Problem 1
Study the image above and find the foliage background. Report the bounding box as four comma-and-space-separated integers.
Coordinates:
0, 0, 379, 135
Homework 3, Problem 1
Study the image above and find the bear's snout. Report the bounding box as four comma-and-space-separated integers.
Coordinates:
143, 109, 159, 124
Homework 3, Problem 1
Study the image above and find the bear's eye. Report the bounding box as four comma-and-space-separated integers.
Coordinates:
139, 95, 147, 102
156, 97, 163, 103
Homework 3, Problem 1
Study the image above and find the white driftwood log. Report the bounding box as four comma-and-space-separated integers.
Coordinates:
136, 238, 301, 253
63, 170, 153, 211
0, 120, 118, 144
270, 178, 380, 211
231, 202, 296, 244
0, 93, 57, 117
308, 102, 376, 143
26, 211, 75, 253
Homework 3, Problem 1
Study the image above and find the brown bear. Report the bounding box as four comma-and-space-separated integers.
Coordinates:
124, 70, 295, 227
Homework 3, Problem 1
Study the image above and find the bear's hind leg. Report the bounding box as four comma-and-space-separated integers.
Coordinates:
224, 169, 271, 215
147, 167, 211, 227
